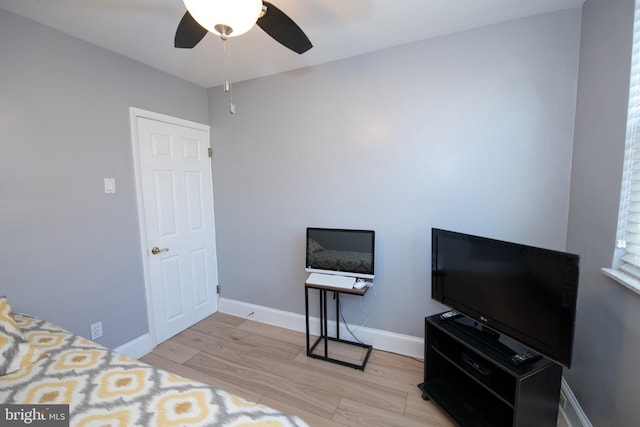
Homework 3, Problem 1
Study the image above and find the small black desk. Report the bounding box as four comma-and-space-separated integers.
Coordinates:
304, 281, 373, 370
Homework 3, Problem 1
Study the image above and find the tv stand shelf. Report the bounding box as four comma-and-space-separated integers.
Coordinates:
419, 313, 563, 427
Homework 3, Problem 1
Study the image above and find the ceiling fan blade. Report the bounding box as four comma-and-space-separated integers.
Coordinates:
175, 11, 208, 49
257, 1, 312, 54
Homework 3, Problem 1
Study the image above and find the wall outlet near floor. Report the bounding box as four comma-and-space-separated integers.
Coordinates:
90, 321, 103, 340
104, 178, 116, 194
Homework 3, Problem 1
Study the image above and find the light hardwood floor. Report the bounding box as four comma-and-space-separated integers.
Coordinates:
139, 312, 453, 426
139, 312, 567, 427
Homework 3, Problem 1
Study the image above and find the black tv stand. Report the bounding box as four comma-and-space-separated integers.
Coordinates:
419, 313, 562, 427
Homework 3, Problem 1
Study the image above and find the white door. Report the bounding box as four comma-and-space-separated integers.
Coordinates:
132, 109, 218, 343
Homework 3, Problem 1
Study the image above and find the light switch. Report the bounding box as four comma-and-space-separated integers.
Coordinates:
104, 178, 116, 194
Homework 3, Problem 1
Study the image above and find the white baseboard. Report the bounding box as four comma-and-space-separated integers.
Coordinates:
114, 332, 155, 359
560, 377, 593, 427
218, 297, 425, 359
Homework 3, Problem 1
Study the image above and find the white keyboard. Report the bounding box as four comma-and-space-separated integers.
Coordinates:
306, 273, 356, 289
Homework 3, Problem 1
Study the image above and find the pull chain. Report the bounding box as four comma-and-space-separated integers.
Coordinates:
223, 38, 236, 115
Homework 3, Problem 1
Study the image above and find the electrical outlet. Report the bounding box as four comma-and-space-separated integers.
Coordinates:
90, 321, 103, 340
104, 178, 116, 194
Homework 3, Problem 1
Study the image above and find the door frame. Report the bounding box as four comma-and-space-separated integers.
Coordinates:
129, 106, 214, 350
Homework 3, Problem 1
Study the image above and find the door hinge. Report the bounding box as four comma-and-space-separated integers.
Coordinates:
216, 285, 220, 294
208, 148, 212, 158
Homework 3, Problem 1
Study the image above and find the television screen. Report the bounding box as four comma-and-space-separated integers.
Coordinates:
431, 228, 580, 368
305, 228, 375, 279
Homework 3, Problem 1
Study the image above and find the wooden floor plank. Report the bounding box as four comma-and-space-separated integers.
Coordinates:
259, 396, 346, 427
236, 318, 307, 346
404, 389, 455, 426
293, 347, 423, 394
194, 312, 245, 328
149, 338, 199, 364
184, 350, 341, 419
190, 317, 302, 360
368, 348, 424, 374
138, 352, 263, 404
332, 397, 444, 427
242, 349, 408, 415
170, 329, 253, 362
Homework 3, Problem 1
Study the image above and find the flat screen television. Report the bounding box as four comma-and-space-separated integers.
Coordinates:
431, 228, 580, 368
305, 228, 375, 279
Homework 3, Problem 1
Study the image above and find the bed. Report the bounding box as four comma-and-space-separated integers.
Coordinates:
0, 296, 308, 426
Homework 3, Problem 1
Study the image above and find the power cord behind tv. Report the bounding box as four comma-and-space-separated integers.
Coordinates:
337, 283, 376, 345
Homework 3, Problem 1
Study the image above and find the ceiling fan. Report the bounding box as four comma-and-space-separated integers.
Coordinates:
174, 0, 313, 54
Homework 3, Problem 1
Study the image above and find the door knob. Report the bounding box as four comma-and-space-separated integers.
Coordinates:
151, 246, 169, 255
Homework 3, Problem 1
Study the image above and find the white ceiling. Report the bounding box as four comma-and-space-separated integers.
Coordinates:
0, 0, 585, 88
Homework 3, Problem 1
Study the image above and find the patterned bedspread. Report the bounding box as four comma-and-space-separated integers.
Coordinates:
0, 313, 308, 426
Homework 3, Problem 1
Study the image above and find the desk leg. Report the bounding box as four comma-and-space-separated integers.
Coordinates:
335, 291, 341, 340
318, 289, 323, 341
322, 289, 328, 357
305, 286, 310, 356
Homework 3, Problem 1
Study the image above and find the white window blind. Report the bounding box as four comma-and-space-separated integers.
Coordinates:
616, 2, 640, 278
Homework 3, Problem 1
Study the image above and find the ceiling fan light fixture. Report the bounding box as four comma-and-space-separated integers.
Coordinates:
183, 0, 262, 38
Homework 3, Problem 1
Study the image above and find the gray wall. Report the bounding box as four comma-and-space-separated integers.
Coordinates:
566, 0, 640, 425
0, 8, 209, 348
209, 9, 582, 338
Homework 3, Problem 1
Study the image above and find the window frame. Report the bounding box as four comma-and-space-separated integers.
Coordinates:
605, 2, 640, 295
